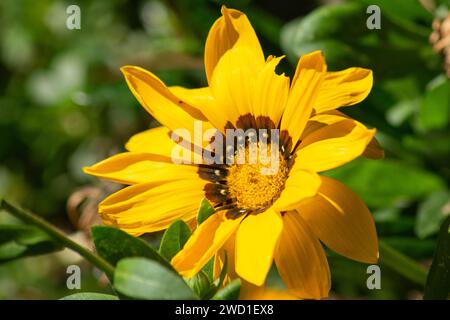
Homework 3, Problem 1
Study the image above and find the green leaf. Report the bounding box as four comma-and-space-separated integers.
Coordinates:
197, 198, 214, 225
92, 226, 173, 271
281, 2, 431, 79
386, 98, 420, 127
60, 293, 119, 300
212, 279, 241, 300
199, 253, 229, 299
419, 76, 450, 131
325, 158, 445, 207
378, 241, 427, 286
424, 215, 450, 299
281, 3, 366, 69
357, 0, 432, 31
415, 189, 450, 239
381, 237, 436, 259
188, 270, 212, 299
404, 133, 450, 158
0, 224, 62, 262
202, 258, 215, 282
159, 220, 191, 261
114, 257, 197, 300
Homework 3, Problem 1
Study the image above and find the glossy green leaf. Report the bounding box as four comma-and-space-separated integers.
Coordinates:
114, 257, 197, 300
202, 258, 215, 282
159, 220, 191, 261
197, 198, 214, 226
0, 224, 62, 263
60, 293, 119, 300
415, 189, 450, 239
212, 279, 241, 300
424, 215, 450, 299
196, 254, 229, 300
187, 270, 212, 299
92, 226, 173, 271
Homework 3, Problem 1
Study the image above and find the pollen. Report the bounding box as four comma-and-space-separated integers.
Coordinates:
226, 143, 288, 211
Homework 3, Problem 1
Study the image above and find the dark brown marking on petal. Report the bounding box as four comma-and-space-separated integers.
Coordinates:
225, 208, 248, 220
224, 121, 236, 131
198, 163, 228, 170
280, 130, 293, 159
255, 115, 276, 130
213, 203, 236, 212
291, 138, 303, 155
197, 164, 228, 182
204, 183, 229, 204
201, 113, 296, 215
286, 152, 297, 170
234, 113, 257, 130
225, 114, 278, 131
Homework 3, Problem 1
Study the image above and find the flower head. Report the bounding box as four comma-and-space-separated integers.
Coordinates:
84, 6, 382, 299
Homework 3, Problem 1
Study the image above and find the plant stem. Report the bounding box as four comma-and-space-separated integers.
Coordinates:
379, 240, 428, 286
0, 199, 115, 279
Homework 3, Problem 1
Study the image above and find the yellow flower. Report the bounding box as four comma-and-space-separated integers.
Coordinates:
84, 6, 382, 299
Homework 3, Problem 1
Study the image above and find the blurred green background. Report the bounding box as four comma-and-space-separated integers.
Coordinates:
0, 0, 449, 299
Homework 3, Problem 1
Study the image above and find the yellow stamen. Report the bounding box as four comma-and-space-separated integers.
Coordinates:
227, 143, 288, 211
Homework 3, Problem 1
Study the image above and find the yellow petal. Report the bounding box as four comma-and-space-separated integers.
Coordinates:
213, 233, 237, 286
172, 211, 244, 278
125, 126, 174, 155
240, 281, 298, 300
204, 6, 264, 83
303, 111, 384, 160
315, 67, 373, 113
208, 46, 261, 130
280, 52, 325, 151
235, 208, 283, 286
121, 66, 213, 141
127, 126, 217, 161
298, 176, 378, 264
83, 152, 199, 184
308, 109, 347, 124
251, 56, 290, 127
296, 119, 375, 172
274, 211, 330, 299
99, 179, 207, 236
168, 86, 221, 150
273, 170, 321, 211
169, 86, 215, 116
291, 50, 327, 86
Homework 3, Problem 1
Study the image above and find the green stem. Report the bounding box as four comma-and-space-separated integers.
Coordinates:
379, 240, 428, 286
0, 199, 115, 279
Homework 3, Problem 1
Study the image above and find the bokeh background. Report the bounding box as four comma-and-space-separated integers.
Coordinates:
0, 0, 449, 299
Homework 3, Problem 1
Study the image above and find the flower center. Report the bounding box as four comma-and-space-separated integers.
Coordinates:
226, 143, 288, 211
